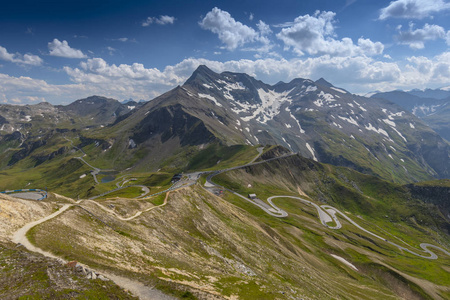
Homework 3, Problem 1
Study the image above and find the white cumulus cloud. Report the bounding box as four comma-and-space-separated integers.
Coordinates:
379, 0, 450, 20
112, 37, 129, 42
257, 20, 272, 36
48, 39, 87, 58
142, 15, 176, 26
199, 7, 263, 50
0, 45, 43, 66
3, 51, 450, 104
396, 23, 447, 49
276, 11, 384, 57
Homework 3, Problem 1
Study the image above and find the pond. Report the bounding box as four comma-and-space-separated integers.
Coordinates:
101, 175, 116, 183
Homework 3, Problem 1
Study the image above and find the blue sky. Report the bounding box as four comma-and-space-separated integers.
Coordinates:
1, 0, 450, 104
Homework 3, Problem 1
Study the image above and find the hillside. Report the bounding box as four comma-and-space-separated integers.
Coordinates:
57, 66, 450, 183
1, 153, 449, 299
1, 67, 450, 196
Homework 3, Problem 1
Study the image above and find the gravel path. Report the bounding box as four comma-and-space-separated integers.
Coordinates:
86, 192, 170, 221
12, 203, 73, 261
10, 198, 175, 299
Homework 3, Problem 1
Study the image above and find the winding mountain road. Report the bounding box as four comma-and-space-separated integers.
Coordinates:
8, 147, 450, 300
204, 158, 450, 260
64, 136, 114, 185
86, 192, 170, 221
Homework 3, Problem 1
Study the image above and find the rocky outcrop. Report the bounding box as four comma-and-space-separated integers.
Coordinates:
67, 261, 110, 281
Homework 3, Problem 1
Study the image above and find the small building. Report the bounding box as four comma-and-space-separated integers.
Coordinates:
171, 174, 183, 183
248, 193, 257, 199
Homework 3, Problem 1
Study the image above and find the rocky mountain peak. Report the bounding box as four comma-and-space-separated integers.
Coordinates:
315, 77, 334, 88
184, 65, 222, 86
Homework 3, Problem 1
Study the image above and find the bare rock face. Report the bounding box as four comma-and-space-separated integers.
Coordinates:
0, 194, 54, 243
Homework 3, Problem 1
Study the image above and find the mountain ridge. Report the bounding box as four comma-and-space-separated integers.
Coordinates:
371, 89, 450, 141
1, 65, 449, 184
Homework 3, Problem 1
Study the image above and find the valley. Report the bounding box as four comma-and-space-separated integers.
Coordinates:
3, 0, 450, 298
2, 147, 450, 299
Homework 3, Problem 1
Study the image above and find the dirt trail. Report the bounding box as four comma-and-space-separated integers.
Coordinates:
86, 192, 170, 221
105, 273, 175, 300
10, 197, 175, 300
12, 203, 73, 261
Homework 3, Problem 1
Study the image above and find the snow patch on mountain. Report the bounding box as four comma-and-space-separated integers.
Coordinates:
182, 87, 195, 97
390, 127, 407, 142
216, 79, 246, 102
338, 116, 359, 126
313, 99, 324, 107
382, 119, 396, 127
319, 91, 335, 102
210, 111, 225, 126
285, 107, 306, 134
240, 88, 294, 123
387, 111, 404, 120
412, 104, 442, 116
365, 123, 389, 138
282, 137, 292, 150
329, 104, 341, 108
305, 85, 317, 93
305, 143, 318, 161
331, 87, 347, 94
313, 91, 336, 107
198, 93, 222, 107
353, 101, 367, 112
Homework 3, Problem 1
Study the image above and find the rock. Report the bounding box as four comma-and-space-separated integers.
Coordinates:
91, 272, 97, 280
97, 275, 109, 281
75, 263, 84, 273
67, 260, 77, 268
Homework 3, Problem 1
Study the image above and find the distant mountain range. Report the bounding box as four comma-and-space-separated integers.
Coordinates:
1, 66, 449, 185
371, 89, 450, 141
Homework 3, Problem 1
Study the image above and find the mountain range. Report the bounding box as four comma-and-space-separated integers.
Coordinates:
1, 66, 450, 299
371, 89, 450, 142
1, 65, 449, 189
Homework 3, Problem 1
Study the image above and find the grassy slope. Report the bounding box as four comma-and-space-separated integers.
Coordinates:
24, 153, 450, 299
0, 133, 261, 199
0, 242, 136, 300
213, 154, 450, 298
